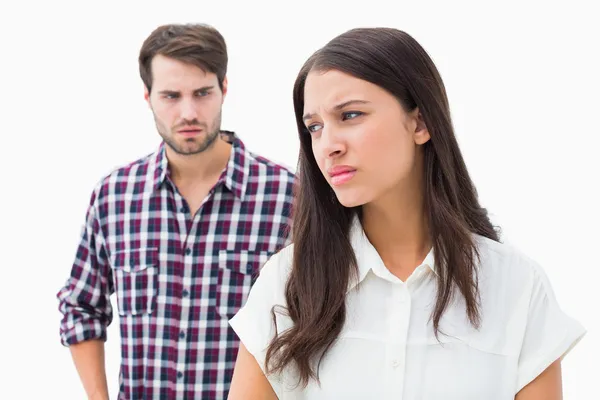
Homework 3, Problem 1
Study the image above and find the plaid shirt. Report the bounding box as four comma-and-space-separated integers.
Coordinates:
57, 132, 295, 399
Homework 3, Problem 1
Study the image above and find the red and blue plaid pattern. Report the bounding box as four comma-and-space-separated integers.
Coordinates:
57, 132, 295, 399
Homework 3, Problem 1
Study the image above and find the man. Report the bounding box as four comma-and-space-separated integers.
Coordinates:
57, 23, 295, 399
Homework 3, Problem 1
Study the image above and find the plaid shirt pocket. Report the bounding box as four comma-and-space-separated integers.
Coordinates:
110, 247, 159, 316
216, 250, 271, 319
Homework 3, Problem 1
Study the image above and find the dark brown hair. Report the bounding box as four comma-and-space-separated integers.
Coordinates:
265, 27, 500, 387
138, 23, 227, 93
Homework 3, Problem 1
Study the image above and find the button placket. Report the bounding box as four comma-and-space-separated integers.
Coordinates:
386, 284, 411, 397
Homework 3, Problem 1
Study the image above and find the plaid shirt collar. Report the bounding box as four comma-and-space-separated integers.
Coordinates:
150, 130, 250, 200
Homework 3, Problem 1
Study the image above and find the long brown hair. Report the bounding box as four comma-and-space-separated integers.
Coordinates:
265, 28, 500, 387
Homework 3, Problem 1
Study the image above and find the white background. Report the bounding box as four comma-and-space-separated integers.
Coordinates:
1, 0, 598, 398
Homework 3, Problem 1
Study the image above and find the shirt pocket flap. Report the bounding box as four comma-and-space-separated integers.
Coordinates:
110, 247, 159, 273
218, 250, 270, 276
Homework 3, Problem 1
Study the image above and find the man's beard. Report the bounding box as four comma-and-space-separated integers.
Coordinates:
157, 111, 222, 155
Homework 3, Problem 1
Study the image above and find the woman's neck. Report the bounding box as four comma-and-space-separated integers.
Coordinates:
361, 187, 431, 281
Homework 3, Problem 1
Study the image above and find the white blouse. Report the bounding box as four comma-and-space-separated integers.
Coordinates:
229, 218, 586, 399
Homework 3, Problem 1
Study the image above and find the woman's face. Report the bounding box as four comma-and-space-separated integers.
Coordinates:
302, 69, 430, 208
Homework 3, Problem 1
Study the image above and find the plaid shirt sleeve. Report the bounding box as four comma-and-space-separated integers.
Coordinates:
56, 186, 114, 346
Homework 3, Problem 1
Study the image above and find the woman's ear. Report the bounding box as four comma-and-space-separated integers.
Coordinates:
412, 108, 431, 145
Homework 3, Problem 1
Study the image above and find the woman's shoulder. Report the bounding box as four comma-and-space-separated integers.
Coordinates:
475, 234, 541, 276
250, 243, 295, 304
473, 234, 554, 300
261, 243, 295, 281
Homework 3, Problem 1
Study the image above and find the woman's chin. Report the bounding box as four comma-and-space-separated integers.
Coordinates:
333, 190, 370, 209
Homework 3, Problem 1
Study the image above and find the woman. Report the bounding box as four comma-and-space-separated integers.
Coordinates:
227, 28, 585, 399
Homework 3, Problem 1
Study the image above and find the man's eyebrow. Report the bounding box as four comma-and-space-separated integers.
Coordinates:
157, 86, 215, 95
194, 86, 214, 92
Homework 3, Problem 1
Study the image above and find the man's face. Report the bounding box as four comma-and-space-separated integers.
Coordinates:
145, 54, 227, 155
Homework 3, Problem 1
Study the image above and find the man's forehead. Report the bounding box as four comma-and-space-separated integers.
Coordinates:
151, 56, 216, 86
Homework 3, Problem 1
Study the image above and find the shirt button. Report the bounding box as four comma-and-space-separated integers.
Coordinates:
177, 371, 183, 379
398, 291, 409, 304
185, 248, 191, 255
392, 360, 399, 368
179, 331, 185, 339
182, 289, 189, 297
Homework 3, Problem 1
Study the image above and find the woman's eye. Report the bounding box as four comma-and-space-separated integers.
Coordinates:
342, 111, 363, 120
307, 123, 323, 133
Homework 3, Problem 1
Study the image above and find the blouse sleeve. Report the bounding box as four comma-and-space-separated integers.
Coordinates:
516, 261, 586, 392
229, 248, 292, 396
